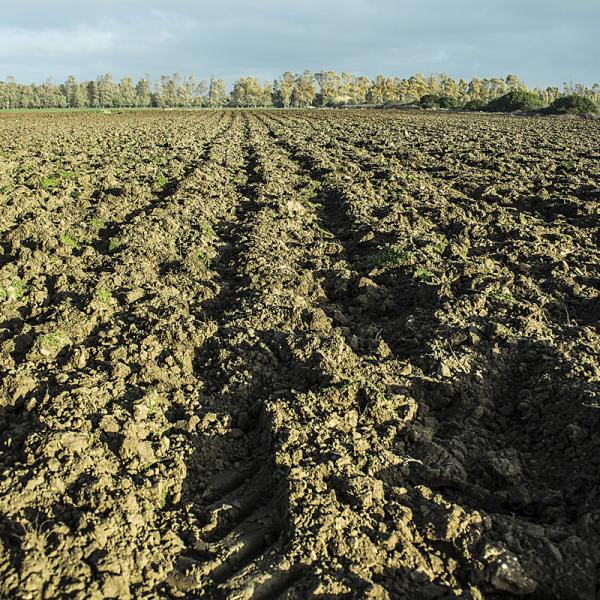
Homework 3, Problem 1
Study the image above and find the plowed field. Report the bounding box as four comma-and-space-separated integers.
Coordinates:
0, 109, 599, 599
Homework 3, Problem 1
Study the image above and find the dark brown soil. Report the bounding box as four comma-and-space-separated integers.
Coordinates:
0, 109, 598, 599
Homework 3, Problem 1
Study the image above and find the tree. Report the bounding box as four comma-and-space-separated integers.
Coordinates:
468, 77, 483, 100
208, 77, 228, 107
293, 71, 316, 107
489, 77, 506, 98
231, 77, 263, 107
118, 76, 136, 107
315, 71, 340, 106
275, 72, 296, 108
351, 76, 371, 104
1, 71, 598, 111
458, 79, 469, 103
506, 74, 526, 92
427, 74, 442, 95
407, 73, 428, 102
194, 80, 208, 106
546, 95, 598, 115
64, 75, 86, 108
440, 74, 459, 99
180, 75, 197, 107
262, 81, 273, 107
87, 80, 100, 108
97, 73, 116, 107
159, 73, 180, 107
135, 77, 152, 107
338, 72, 354, 103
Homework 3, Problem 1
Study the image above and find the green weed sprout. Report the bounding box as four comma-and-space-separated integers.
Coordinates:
95, 288, 113, 304
366, 245, 413, 269
156, 175, 168, 188
414, 268, 436, 283
0, 279, 26, 302
41, 176, 61, 190
108, 237, 122, 253
60, 233, 80, 249
38, 331, 71, 349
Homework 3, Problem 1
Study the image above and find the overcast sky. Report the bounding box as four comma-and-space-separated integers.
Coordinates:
1, 0, 598, 87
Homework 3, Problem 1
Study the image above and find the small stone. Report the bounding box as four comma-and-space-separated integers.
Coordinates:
133, 403, 148, 421
376, 339, 392, 358
230, 428, 244, 439
488, 552, 537, 595
125, 288, 145, 303
100, 415, 120, 433
187, 415, 200, 432
399, 363, 413, 375
113, 362, 131, 379
439, 362, 452, 378
72, 347, 88, 369
358, 277, 377, 288
469, 327, 482, 345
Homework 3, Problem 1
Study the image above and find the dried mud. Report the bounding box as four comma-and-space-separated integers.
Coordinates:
0, 109, 598, 599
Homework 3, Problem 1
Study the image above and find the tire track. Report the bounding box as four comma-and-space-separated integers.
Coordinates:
257, 111, 600, 598
167, 113, 304, 598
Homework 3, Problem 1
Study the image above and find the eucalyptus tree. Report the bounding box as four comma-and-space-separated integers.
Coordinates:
294, 71, 316, 107
208, 78, 228, 107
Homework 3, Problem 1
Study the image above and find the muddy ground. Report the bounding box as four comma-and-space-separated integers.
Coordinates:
0, 109, 598, 599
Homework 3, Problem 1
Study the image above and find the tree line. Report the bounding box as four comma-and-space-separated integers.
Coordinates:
0, 71, 598, 110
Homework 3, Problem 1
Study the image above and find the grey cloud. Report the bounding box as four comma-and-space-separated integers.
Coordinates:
1, 0, 598, 86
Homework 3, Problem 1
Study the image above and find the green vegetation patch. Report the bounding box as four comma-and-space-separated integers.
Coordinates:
91, 218, 106, 232
37, 331, 71, 349
60, 233, 80, 249
95, 288, 113, 304
0, 278, 26, 302
41, 176, 61, 190
420, 94, 459, 109
485, 91, 545, 113
414, 268, 436, 283
40, 170, 79, 190
365, 245, 414, 269
546, 95, 599, 116
108, 237, 123, 253
463, 99, 487, 111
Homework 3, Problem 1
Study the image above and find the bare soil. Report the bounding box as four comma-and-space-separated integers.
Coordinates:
0, 109, 599, 599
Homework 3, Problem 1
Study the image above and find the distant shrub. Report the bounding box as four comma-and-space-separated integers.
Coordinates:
420, 94, 459, 109
546, 95, 598, 115
438, 96, 459, 109
420, 94, 440, 108
463, 99, 487, 111
485, 91, 545, 112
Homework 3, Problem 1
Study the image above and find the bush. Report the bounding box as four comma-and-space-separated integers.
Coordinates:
420, 94, 459, 109
485, 91, 545, 112
546, 95, 598, 115
463, 99, 487, 111
438, 96, 459, 109
420, 94, 440, 108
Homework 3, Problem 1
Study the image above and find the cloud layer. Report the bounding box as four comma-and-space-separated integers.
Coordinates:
2, 0, 598, 87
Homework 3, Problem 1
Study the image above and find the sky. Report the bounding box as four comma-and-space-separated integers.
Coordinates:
1, 0, 598, 88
